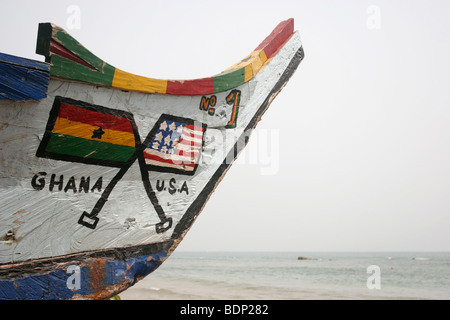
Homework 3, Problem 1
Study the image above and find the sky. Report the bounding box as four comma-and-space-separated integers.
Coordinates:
2, 0, 450, 252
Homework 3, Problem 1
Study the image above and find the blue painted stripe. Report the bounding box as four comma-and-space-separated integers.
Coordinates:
0, 53, 50, 72
0, 252, 167, 300
0, 52, 49, 101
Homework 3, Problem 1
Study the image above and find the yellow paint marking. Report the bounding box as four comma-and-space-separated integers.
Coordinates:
53, 117, 135, 147
112, 68, 167, 94
224, 49, 269, 83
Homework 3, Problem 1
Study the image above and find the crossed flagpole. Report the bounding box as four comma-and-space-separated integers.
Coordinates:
77, 114, 205, 233
37, 97, 206, 234
77, 142, 173, 233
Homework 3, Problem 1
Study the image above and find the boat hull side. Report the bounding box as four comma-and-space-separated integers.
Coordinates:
0, 242, 171, 300
0, 27, 304, 299
172, 46, 305, 240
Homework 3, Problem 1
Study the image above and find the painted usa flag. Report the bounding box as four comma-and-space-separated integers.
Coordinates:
143, 117, 206, 175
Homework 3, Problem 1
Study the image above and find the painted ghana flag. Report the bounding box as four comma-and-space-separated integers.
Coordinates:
37, 96, 138, 167
143, 114, 206, 176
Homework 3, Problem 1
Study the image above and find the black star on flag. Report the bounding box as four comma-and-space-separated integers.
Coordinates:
92, 127, 105, 139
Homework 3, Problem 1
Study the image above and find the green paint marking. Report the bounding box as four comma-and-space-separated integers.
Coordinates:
50, 56, 115, 86
45, 133, 135, 163
53, 28, 108, 72
213, 68, 245, 93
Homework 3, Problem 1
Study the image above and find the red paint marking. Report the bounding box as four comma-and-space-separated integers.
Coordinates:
185, 123, 205, 134
177, 138, 202, 148
166, 78, 215, 95
255, 19, 294, 59
50, 39, 97, 71
58, 104, 134, 133
143, 152, 196, 168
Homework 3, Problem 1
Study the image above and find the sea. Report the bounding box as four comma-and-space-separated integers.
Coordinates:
120, 251, 450, 300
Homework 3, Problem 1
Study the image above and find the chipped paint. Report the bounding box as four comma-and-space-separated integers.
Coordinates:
0, 19, 304, 299
0, 250, 168, 300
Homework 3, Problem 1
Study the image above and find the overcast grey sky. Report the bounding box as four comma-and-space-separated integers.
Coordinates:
2, 0, 450, 252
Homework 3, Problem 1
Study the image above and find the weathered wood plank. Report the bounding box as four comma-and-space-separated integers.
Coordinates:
36, 19, 296, 96
0, 19, 304, 300
0, 53, 50, 101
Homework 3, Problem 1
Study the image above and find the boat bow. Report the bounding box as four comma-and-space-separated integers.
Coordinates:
36, 19, 297, 95
0, 19, 304, 299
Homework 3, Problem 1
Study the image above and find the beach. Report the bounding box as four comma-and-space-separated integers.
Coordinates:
120, 251, 450, 300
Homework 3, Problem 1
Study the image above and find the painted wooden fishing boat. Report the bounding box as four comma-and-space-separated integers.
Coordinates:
0, 19, 304, 299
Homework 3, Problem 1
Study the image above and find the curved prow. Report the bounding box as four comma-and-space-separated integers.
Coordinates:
36, 19, 296, 96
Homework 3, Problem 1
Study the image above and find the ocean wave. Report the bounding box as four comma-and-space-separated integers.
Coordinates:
119, 252, 450, 300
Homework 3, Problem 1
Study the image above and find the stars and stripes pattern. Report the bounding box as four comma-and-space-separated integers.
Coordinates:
143, 117, 205, 174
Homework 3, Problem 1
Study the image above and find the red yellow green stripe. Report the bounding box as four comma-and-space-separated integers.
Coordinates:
41, 102, 137, 165
37, 19, 294, 96
52, 117, 135, 147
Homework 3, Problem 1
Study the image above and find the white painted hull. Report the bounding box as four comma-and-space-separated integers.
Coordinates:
0, 21, 303, 299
